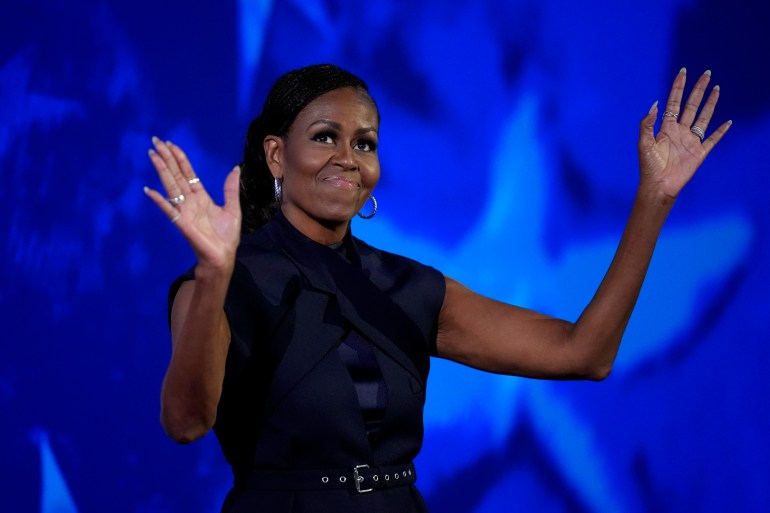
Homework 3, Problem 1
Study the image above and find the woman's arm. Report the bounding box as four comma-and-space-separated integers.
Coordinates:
437, 186, 669, 380
144, 138, 241, 442
436, 68, 731, 380
162, 268, 232, 443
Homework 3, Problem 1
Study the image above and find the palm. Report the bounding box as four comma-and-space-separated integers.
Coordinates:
174, 180, 241, 268
636, 69, 730, 199
145, 138, 242, 270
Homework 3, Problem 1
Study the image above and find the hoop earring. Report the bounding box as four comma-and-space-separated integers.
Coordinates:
274, 178, 282, 202
357, 195, 377, 219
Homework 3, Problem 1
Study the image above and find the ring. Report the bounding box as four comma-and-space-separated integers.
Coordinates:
662, 111, 679, 120
168, 194, 185, 206
187, 177, 201, 185
690, 125, 705, 141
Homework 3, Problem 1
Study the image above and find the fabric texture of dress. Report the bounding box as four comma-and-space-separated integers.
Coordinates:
169, 212, 445, 512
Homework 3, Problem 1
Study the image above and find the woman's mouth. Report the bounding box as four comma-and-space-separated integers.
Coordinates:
323, 176, 360, 190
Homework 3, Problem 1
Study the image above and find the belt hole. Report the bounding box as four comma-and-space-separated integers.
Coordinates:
385, 475, 390, 481
395, 473, 400, 479
322, 477, 329, 484
373, 475, 379, 481
340, 476, 347, 483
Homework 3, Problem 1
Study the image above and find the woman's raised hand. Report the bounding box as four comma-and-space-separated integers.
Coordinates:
638, 68, 732, 200
144, 137, 242, 271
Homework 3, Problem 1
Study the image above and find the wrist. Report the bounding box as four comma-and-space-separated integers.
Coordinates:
194, 261, 234, 283
636, 179, 677, 209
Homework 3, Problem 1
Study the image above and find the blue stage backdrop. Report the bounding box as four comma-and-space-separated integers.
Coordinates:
2, 1, 769, 512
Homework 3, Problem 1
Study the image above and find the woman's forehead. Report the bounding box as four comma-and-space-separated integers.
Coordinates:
295, 88, 379, 126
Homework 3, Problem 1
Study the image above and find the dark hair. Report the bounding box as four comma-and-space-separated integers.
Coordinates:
239, 64, 376, 234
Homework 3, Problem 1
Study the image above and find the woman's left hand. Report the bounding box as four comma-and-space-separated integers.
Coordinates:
637, 68, 731, 199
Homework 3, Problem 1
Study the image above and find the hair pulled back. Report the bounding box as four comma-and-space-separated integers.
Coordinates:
239, 64, 374, 234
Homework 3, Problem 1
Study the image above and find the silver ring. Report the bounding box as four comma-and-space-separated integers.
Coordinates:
690, 125, 705, 141
168, 194, 185, 206
663, 110, 679, 120
187, 177, 201, 185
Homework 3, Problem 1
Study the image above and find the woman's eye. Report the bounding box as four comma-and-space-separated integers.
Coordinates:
355, 139, 377, 152
313, 133, 334, 144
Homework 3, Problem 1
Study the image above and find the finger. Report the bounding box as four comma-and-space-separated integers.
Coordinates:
222, 166, 242, 218
701, 119, 732, 155
167, 141, 204, 192
663, 67, 687, 120
679, 70, 711, 126
152, 136, 191, 196
691, 85, 720, 134
148, 147, 184, 202
144, 185, 183, 223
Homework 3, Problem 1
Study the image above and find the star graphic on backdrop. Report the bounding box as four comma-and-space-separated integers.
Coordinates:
27, 1, 754, 511
359, 92, 752, 513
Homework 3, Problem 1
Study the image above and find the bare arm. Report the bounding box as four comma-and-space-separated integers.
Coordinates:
436, 69, 731, 380
144, 137, 241, 442
437, 187, 670, 380
162, 268, 232, 443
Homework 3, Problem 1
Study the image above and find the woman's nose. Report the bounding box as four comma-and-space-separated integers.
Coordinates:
333, 143, 358, 170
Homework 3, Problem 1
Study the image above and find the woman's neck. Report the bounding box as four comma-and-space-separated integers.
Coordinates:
280, 205, 350, 245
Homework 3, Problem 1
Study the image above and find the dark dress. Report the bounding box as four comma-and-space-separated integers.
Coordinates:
169, 212, 445, 512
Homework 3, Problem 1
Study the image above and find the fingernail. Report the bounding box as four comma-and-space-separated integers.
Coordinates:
148, 149, 156, 156
143, 186, 150, 194
649, 100, 659, 114
152, 136, 160, 145
728, 120, 733, 125
704, 69, 712, 76
680, 67, 687, 74
166, 140, 173, 146
713, 85, 720, 91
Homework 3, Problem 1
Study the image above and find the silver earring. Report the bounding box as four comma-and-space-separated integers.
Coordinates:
357, 195, 377, 219
274, 178, 282, 202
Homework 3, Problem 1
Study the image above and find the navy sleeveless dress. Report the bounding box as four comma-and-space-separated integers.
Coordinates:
169, 212, 445, 512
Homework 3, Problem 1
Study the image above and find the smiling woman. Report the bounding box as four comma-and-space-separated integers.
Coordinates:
142, 63, 730, 512
264, 87, 381, 243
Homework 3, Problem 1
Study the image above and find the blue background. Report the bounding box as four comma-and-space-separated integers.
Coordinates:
2, 1, 769, 511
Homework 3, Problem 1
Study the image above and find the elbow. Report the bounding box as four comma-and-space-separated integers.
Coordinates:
569, 331, 618, 381
160, 404, 215, 444
585, 362, 613, 382
581, 351, 615, 381
568, 353, 614, 381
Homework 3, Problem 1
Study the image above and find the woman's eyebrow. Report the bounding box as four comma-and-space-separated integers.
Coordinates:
307, 119, 378, 135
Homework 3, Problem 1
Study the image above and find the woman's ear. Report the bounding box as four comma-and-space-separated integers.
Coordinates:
263, 135, 283, 179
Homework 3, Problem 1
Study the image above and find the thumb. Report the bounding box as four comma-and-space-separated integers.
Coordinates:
223, 165, 242, 217
638, 100, 658, 149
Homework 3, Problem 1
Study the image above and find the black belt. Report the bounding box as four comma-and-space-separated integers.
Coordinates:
242, 462, 417, 494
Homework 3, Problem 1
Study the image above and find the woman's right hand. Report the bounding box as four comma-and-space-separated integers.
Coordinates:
144, 137, 242, 272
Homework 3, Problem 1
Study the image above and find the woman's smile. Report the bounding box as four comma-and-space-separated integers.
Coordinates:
322, 174, 361, 190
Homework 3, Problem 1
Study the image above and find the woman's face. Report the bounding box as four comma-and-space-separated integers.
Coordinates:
264, 87, 380, 243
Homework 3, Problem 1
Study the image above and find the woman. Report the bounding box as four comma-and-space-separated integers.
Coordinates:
144, 64, 729, 511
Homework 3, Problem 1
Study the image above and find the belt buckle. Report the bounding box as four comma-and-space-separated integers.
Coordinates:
353, 464, 373, 493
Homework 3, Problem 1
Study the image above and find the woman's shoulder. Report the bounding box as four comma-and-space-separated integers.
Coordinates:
353, 235, 441, 276
352, 236, 446, 309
